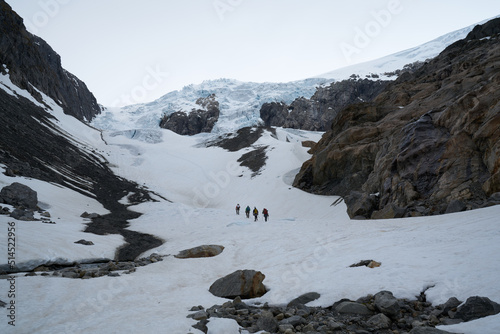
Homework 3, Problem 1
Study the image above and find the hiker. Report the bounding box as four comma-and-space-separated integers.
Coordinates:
245, 205, 251, 218
253, 207, 259, 221
263, 208, 269, 222
236, 204, 240, 215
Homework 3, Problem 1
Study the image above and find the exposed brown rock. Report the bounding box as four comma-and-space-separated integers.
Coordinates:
294, 21, 500, 218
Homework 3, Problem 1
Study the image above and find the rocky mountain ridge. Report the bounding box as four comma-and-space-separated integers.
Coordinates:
294, 18, 500, 219
260, 78, 390, 131
0, 0, 100, 121
0, 1, 162, 260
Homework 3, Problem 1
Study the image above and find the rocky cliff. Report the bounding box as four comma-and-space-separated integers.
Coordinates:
294, 18, 500, 219
260, 79, 389, 131
159, 93, 220, 135
0, 0, 100, 121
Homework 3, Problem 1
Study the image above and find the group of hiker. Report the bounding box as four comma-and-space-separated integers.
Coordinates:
235, 204, 269, 222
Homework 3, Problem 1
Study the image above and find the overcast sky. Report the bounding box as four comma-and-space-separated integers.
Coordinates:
7, 0, 500, 106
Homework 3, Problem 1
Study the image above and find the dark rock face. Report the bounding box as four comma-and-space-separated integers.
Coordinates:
0, 2, 162, 260
260, 79, 389, 131
159, 94, 219, 135
209, 269, 267, 299
294, 18, 500, 218
0, 182, 38, 210
0, 1, 100, 121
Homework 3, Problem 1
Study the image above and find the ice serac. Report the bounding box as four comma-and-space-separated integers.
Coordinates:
293, 17, 500, 219
0, 0, 100, 121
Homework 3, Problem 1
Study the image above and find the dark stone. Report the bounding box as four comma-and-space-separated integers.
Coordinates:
0, 182, 38, 210
374, 291, 400, 318
454, 296, 500, 322
256, 312, 278, 333
209, 270, 267, 299
287, 292, 321, 308
74, 239, 94, 246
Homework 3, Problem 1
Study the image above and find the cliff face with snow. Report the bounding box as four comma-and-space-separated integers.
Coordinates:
0, 0, 101, 121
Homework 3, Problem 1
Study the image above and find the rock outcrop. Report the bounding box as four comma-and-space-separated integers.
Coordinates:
260, 79, 389, 131
294, 18, 500, 218
159, 93, 220, 135
0, 0, 100, 121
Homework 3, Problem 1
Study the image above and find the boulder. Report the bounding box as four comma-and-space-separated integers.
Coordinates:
209, 270, 267, 299
374, 291, 400, 318
0, 182, 38, 210
174, 245, 224, 259
287, 292, 321, 308
74, 239, 94, 246
453, 296, 500, 322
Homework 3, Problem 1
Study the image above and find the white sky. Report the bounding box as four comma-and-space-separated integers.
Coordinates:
7, 0, 500, 106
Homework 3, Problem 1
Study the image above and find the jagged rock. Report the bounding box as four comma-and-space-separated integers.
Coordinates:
0, 2, 100, 121
335, 301, 373, 315
174, 245, 224, 259
453, 296, 500, 322
0, 182, 38, 210
439, 297, 463, 315
209, 269, 267, 299
374, 291, 400, 318
260, 79, 389, 131
294, 18, 500, 218
74, 239, 94, 246
160, 94, 219, 135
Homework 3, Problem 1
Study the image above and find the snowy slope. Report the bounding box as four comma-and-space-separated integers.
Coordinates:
1, 67, 500, 333
90, 18, 493, 136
